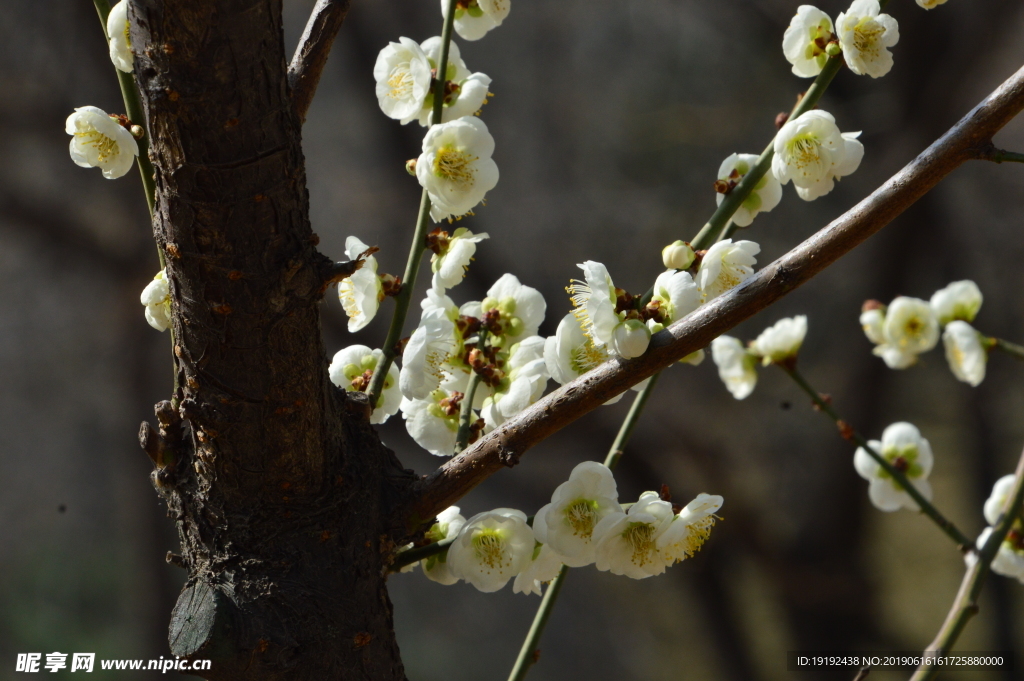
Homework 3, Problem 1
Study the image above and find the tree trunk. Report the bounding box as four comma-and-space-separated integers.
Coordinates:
130, 1, 414, 677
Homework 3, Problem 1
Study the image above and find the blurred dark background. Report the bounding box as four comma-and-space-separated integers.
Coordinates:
2, 0, 1023, 679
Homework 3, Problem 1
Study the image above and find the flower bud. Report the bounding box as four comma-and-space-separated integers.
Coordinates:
662, 240, 695, 270
130, 124, 145, 139
825, 42, 842, 57
612, 319, 651, 359
405, 158, 418, 176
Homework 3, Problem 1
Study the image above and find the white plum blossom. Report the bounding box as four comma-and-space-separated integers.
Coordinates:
545, 313, 612, 387
416, 38, 492, 126
533, 461, 621, 568
66, 106, 139, 180
443, 0, 511, 42
874, 296, 939, 368
373, 38, 432, 122
969, 527, 1024, 584
593, 492, 675, 579
836, 0, 900, 79
930, 280, 983, 326
106, 1, 133, 73
140, 269, 171, 332
750, 315, 808, 365
783, 5, 835, 78
696, 239, 760, 303
512, 544, 564, 596
859, 304, 886, 345
657, 493, 723, 565
711, 335, 759, 400
338, 236, 383, 332
715, 153, 783, 227
916, 0, 948, 8
421, 506, 467, 585
943, 321, 987, 387
854, 422, 934, 512
772, 110, 864, 201
649, 269, 700, 329
400, 388, 469, 457
417, 116, 499, 222
567, 261, 648, 358
984, 474, 1018, 527
400, 309, 457, 400
447, 508, 534, 592
329, 345, 401, 424
476, 273, 546, 345
612, 320, 651, 359
480, 336, 549, 429
431, 228, 489, 291
662, 240, 696, 270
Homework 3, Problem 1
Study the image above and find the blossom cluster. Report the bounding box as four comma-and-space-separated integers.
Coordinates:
401, 461, 724, 593
860, 280, 988, 386
711, 315, 808, 400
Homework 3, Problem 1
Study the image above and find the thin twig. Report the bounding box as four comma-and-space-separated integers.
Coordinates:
288, 0, 352, 123
976, 144, 1024, 164
909, 448, 1024, 681
391, 62, 1024, 533
782, 366, 973, 550
992, 336, 1024, 360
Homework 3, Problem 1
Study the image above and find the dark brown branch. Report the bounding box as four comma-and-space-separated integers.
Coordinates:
393, 62, 1024, 534
288, 0, 352, 123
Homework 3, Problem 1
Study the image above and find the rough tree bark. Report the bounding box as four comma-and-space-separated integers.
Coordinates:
130, 1, 414, 678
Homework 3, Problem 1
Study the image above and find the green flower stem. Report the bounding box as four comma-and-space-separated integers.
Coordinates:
92, 0, 156, 218
781, 365, 973, 550
366, 0, 460, 406
690, 56, 843, 251
985, 149, 1024, 164
909, 451, 1024, 681
992, 336, 1024, 361
455, 330, 490, 453
507, 373, 662, 681
392, 535, 457, 572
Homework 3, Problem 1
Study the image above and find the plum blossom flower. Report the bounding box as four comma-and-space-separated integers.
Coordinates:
416, 38, 492, 126
106, 1, 133, 73
837, 0, 899, 79
968, 527, 1024, 584
648, 269, 700, 329
750, 315, 808, 365
545, 313, 612, 387
854, 422, 934, 512
420, 506, 467, 585
443, 0, 511, 42
930, 280, 982, 326
715, 154, 783, 227
711, 335, 758, 399
943, 321, 987, 387
874, 296, 939, 368
512, 544, 564, 596
373, 38, 432, 122
474, 273, 546, 345
140, 269, 171, 332
417, 116, 499, 222
329, 345, 401, 424
66, 106, 139, 180
431, 228, 489, 291
696, 239, 760, 303
400, 388, 471, 457
533, 462, 621, 568
447, 508, 534, 592
657, 493, 723, 564
662, 240, 695, 270
859, 303, 886, 345
567, 261, 633, 353
984, 474, 1018, 527
338, 236, 383, 332
400, 309, 457, 400
593, 492, 675, 579
783, 5, 835, 78
772, 110, 863, 201
480, 336, 549, 429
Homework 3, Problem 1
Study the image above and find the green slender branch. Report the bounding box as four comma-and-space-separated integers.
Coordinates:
507, 373, 662, 681
909, 449, 1024, 681
366, 0, 461, 405
92, 0, 156, 218
981, 148, 1024, 164
781, 365, 973, 550
455, 329, 489, 453
392, 536, 456, 571
991, 336, 1024, 360
691, 56, 843, 250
